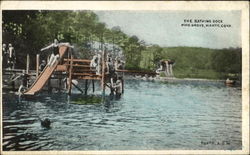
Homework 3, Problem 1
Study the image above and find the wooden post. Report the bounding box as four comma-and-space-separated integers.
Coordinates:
36, 54, 40, 77
59, 73, 62, 92
72, 81, 84, 94
122, 79, 124, 94
92, 79, 95, 93
84, 79, 88, 95
101, 50, 105, 95
11, 81, 15, 91
68, 52, 73, 95
26, 54, 30, 74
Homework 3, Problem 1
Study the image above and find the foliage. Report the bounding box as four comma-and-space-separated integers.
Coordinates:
3, 10, 144, 69
3, 11, 241, 80
140, 46, 241, 79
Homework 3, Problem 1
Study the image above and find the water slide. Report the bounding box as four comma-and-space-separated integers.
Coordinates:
24, 46, 69, 95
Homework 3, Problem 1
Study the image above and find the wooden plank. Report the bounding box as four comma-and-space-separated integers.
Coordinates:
64, 64, 90, 68
72, 73, 101, 76
73, 76, 101, 80
36, 54, 39, 77
63, 58, 91, 63
55, 65, 67, 71
73, 69, 95, 73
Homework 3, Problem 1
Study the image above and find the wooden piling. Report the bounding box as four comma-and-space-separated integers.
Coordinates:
68, 52, 73, 95
59, 74, 62, 92
85, 79, 89, 95
122, 79, 124, 94
101, 50, 105, 95
36, 54, 40, 77
26, 54, 30, 74
92, 79, 95, 93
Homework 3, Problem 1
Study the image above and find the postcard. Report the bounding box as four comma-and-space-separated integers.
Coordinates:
1, 1, 249, 155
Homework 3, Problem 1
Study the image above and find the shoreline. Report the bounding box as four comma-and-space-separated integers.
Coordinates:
125, 75, 237, 84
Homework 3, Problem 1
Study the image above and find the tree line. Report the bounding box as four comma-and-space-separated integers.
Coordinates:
3, 10, 144, 69
2, 10, 241, 79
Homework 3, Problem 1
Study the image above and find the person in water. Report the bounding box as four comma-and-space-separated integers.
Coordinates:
17, 70, 29, 94
113, 76, 123, 96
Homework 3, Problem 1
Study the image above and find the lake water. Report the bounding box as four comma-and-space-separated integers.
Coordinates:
2, 79, 242, 150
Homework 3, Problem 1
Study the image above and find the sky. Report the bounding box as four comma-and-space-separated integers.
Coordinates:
95, 11, 241, 49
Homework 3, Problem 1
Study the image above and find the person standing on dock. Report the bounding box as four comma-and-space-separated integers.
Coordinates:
90, 55, 98, 72
90, 53, 101, 75
106, 54, 115, 75
7, 43, 16, 69
114, 56, 125, 78
2, 43, 8, 68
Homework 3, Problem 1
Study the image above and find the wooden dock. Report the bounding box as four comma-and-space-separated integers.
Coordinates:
2, 46, 157, 96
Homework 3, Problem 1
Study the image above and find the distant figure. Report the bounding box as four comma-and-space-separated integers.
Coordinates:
225, 78, 235, 86
90, 53, 101, 75
166, 59, 175, 76
106, 56, 114, 75
96, 53, 102, 75
156, 60, 166, 74
2, 43, 8, 68
156, 60, 175, 77
39, 60, 47, 72
114, 57, 123, 70
7, 43, 16, 69
90, 55, 98, 69
113, 76, 123, 96
108, 73, 118, 95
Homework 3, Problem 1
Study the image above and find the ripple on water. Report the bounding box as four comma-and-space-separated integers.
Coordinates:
2, 80, 242, 150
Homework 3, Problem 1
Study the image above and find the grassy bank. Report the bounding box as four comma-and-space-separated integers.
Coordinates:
139, 46, 241, 80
